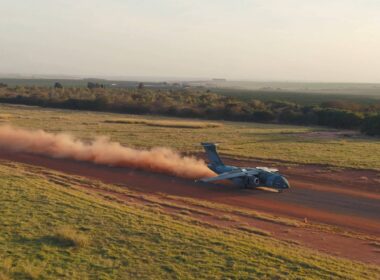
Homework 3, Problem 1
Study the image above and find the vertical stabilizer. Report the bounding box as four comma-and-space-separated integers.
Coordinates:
201, 143, 224, 166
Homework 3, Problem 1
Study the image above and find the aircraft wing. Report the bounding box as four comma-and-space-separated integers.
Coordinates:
199, 169, 259, 183
256, 167, 278, 173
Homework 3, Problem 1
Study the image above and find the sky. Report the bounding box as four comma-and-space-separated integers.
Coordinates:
0, 0, 379, 82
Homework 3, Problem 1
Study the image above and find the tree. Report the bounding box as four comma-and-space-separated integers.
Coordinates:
87, 82, 104, 89
54, 82, 63, 89
361, 114, 380, 136
315, 108, 363, 129
252, 110, 275, 122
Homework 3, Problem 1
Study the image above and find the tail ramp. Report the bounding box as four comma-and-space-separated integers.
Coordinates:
201, 142, 224, 166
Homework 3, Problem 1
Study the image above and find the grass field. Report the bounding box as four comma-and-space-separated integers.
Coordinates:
0, 104, 379, 170
212, 88, 380, 105
0, 161, 379, 279
191, 80, 380, 105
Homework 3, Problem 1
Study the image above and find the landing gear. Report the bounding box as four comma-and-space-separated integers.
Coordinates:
243, 176, 251, 189
241, 181, 249, 189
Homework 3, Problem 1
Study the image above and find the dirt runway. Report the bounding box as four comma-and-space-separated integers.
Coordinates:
1, 150, 379, 236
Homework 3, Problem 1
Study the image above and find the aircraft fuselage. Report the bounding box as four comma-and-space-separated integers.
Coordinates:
208, 164, 290, 190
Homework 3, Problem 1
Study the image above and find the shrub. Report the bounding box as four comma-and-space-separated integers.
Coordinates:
54, 226, 90, 248
252, 110, 275, 122
54, 82, 63, 89
315, 108, 363, 129
278, 110, 305, 124
361, 114, 380, 136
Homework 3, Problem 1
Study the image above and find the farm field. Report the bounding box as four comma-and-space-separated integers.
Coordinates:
211, 88, 380, 105
0, 104, 379, 170
189, 80, 380, 105
193, 80, 380, 95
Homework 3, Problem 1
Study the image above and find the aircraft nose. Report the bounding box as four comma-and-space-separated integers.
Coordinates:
282, 177, 290, 189
272, 175, 290, 189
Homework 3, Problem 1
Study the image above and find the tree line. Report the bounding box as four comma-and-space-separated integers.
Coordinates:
0, 86, 379, 136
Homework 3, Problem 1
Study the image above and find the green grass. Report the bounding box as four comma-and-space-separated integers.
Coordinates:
104, 118, 222, 128
54, 226, 90, 248
0, 162, 379, 279
1, 104, 379, 170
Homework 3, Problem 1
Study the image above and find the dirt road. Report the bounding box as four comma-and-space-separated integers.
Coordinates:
1, 150, 379, 236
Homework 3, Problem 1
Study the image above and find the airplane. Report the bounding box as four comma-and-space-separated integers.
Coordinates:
198, 143, 290, 192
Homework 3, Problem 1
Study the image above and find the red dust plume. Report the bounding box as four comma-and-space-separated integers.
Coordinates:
0, 125, 214, 179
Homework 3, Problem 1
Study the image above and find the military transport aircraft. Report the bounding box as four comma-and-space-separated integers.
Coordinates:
199, 143, 290, 192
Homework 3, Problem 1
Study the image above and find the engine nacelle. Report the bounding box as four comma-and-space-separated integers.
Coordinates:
246, 175, 260, 186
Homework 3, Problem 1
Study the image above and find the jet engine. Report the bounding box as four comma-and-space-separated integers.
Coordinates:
246, 175, 260, 187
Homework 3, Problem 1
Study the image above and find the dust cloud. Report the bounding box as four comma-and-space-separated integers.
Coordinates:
0, 125, 214, 179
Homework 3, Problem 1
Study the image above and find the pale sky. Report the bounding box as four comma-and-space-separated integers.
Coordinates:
0, 0, 379, 82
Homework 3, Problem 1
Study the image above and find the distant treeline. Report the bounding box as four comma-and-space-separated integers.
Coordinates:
0, 86, 379, 136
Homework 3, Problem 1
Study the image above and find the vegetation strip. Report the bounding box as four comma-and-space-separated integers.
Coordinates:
0, 86, 379, 135
1, 104, 379, 170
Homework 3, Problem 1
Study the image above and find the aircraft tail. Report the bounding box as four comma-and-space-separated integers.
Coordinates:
201, 142, 224, 166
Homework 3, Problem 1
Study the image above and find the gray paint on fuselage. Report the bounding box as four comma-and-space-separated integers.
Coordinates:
209, 163, 288, 189
201, 143, 290, 190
